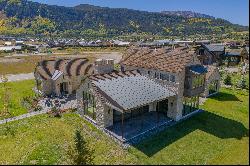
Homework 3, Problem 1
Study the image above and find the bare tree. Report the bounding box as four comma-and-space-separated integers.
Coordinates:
0, 75, 11, 117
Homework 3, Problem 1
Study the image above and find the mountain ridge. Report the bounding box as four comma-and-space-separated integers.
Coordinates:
0, 0, 248, 38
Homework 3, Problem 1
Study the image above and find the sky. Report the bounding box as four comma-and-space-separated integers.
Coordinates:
31, 0, 249, 26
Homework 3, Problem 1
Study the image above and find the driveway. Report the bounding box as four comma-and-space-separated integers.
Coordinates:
0, 73, 34, 83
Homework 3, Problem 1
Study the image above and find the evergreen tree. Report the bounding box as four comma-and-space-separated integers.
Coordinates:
237, 76, 247, 89
68, 129, 94, 165
224, 74, 232, 85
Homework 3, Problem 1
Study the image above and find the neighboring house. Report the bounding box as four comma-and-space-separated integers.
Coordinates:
15, 40, 24, 46
196, 43, 225, 65
201, 65, 220, 97
241, 46, 249, 61
223, 47, 249, 66
26, 44, 39, 51
4, 41, 12, 46
34, 58, 95, 96
35, 58, 115, 96
223, 51, 242, 66
0, 46, 22, 53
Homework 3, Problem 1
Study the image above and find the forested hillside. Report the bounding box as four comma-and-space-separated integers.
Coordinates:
0, 0, 248, 38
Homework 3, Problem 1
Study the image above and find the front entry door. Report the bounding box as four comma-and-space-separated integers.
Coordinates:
60, 82, 68, 94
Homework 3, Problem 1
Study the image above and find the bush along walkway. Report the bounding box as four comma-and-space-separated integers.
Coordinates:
0, 95, 77, 125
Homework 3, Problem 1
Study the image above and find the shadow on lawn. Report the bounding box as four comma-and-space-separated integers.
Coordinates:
209, 91, 241, 102
133, 111, 249, 157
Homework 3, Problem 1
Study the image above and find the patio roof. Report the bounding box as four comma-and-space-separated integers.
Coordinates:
189, 65, 208, 75
90, 71, 176, 111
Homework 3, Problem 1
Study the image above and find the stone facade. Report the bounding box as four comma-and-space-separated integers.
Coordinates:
77, 77, 119, 128
201, 66, 221, 97
35, 58, 115, 97
120, 53, 202, 121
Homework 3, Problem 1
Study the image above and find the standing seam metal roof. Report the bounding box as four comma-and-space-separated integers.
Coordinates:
91, 71, 176, 111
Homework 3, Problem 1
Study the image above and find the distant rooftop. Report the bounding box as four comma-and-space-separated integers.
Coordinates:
204, 44, 225, 52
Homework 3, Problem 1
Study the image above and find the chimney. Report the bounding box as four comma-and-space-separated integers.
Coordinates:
94, 59, 114, 74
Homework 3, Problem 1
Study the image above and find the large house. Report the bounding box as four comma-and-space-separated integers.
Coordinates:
196, 43, 225, 65
76, 47, 215, 141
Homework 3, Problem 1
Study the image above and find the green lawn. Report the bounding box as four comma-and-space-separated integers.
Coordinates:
128, 87, 249, 164
0, 79, 36, 119
0, 113, 137, 165
0, 84, 248, 164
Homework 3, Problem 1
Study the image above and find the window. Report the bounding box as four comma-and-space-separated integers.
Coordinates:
121, 66, 125, 72
148, 70, 151, 75
155, 72, 160, 79
82, 91, 96, 120
182, 96, 199, 116
170, 75, 175, 82
160, 73, 164, 80
161, 73, 169, 81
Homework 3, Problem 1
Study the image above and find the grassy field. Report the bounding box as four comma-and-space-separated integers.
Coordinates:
0, 86, 248, 164
0, 113, 137, 165
0, 47, 123, 75
0, 56, 53, 75
0, 80, 36, 119
128, 87, 249, 164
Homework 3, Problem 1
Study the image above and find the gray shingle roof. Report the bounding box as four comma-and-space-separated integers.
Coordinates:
91, 71, 176, 111
225, 52, 241, 56
204, 44, 225, 52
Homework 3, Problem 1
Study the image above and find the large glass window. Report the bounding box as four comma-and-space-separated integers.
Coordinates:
182, 96, 199, 116
209, 80, 218, 94
192, 74, 205, 89
83, 91, 96, 120
161, 73, 170, 81
155, 72, 160, 79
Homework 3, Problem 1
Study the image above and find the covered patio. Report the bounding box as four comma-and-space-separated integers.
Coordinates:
89, 71, 177, 142
106, 110, 173, 142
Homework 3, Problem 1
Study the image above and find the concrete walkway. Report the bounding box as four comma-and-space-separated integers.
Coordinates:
0, 73, 34, 83
0, 96, 77, 125
0, 109, 48, 125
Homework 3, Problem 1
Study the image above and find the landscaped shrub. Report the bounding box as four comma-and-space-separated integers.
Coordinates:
237, 76, 248, 89
224, 74, 232, 85
51, 106, 61, 118
34, 105, 43, 112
